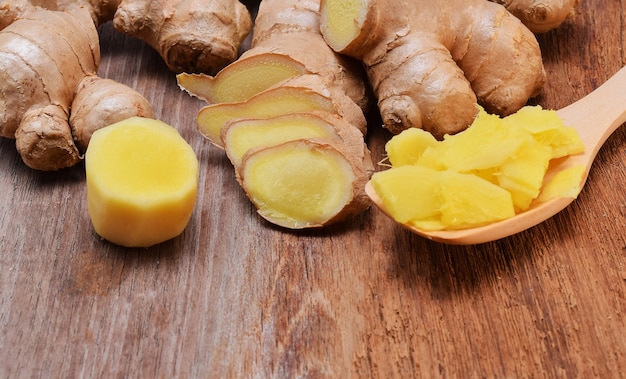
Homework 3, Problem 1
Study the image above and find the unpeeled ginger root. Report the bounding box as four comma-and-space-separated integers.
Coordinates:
369, 106, 584, 231
85, 117, 198, 248
320, 0, 545, 139
489, 0, 581, 33
0, 0, 251, 170
2, 0, 252, 74
0, 6, 154, 170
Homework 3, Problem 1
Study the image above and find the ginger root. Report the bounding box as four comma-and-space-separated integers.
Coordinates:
1, 0, 251, 170
2, 0, 252, 74
0, 6, 154, 170
490, 0, 581, 33
320, 0, 546, 139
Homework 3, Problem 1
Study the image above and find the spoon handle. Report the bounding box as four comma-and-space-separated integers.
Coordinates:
557, 66, 626, 160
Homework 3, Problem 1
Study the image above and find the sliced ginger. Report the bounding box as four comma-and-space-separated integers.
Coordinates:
226, 112, 372, 229
177, 54, 308, 104
222, 112, 345, 167
197, 74, 367, 147
239, 138, 370, 229
197, 85, 333, 146
176, 0, 374, 229
370, 106, 584, 231
85, 117, 198, 247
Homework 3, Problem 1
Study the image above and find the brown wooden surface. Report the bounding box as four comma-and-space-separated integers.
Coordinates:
1, 0, 625, 377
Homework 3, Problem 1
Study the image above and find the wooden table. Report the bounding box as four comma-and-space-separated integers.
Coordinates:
1, 0, 625, 377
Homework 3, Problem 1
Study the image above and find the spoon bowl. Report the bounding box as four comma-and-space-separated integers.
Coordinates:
366, 66, 626, 245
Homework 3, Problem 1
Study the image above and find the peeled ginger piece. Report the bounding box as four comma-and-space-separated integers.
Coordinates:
370, 165, 515, 231
85, 117, 199, 247
371, 105, 584, 231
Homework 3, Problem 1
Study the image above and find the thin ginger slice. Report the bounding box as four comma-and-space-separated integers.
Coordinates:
177, 53, 308, 104
222, 112, 345, 168
239, 138, 370, 229
197, 86, 335, 147
85, 117, 198, 248
196, 74, 367, 147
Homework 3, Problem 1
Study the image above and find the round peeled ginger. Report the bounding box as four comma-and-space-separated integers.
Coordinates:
85, 117, 198, 247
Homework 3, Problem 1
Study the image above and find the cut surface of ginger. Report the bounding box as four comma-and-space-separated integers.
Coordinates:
177, 53, 307, 104
86, 117, 198, 248
239, 139, 357, 229
320, 0, 366, 52
370, 105, 585, 231
222, 113, 343, 167
197, 85, 337, 147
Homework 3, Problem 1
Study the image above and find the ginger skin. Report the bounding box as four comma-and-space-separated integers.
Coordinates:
2, 0, 252, 74
0, 0, 251, 170
0, 6, 154, 170
320, 0, 546, 139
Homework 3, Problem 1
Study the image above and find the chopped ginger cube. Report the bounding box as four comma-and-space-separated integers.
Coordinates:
503, 105, 584, 158
436, 108, 528, 171
497, 139, 552, 210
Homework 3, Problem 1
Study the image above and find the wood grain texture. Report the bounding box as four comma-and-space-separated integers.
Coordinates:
1, 0, 625, 377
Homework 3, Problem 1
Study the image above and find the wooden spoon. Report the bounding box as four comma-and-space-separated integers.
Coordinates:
365, 66, 626, 245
